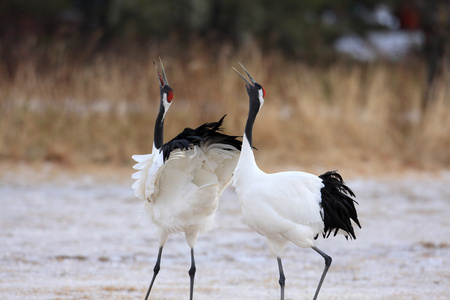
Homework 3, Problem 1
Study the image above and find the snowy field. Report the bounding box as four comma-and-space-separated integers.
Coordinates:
1, 165, 449, 300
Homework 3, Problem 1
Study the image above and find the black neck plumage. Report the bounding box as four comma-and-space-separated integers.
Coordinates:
244, 98, 260, 148
154, 101, 165, 149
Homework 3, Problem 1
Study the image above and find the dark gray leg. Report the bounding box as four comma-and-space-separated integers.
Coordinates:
277, 257, 285, 300
144, 246, 163, 300
188, 248, 196, 300
312, 246, 332, 300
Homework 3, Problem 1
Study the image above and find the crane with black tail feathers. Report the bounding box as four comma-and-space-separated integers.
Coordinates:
132, 59, 241, 300
232, 63, 360, 300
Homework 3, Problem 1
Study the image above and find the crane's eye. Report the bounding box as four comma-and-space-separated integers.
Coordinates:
262, 87, 266, 98
167, 90, 174, 102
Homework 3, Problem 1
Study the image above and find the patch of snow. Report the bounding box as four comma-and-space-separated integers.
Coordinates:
1, 170, 449, 299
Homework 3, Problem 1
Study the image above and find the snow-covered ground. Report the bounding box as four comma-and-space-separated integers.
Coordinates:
1, 166, 449, 299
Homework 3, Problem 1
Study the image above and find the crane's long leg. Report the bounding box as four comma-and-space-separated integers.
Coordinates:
277, 257, 285, 300
312, 246, 332, 300
144, 246, 163, 300
188, 248, 196, 300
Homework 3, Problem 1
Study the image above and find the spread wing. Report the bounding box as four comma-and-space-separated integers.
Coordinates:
202, 143, 240, 195
131, 145, 165, 202
132, 115, 241, 203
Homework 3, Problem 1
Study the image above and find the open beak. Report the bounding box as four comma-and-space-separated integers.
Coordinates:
233, 62, 257, 87
153, 57, 169, 87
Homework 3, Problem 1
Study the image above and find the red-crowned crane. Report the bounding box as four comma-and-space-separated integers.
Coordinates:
132, 59, 241, 300
232, 63, 361, 300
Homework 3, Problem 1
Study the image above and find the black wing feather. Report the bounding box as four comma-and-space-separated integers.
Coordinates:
319, 171, 361, 239
160, 115, 242, 161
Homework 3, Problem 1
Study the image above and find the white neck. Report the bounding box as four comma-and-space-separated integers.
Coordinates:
235, 133, 262, 179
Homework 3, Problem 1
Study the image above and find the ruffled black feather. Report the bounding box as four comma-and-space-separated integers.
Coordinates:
160, 115, 242, 161
319, 171, 361, 239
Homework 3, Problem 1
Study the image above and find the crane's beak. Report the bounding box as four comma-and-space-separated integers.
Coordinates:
233, 62, 257, 87
153, 57, 169, 87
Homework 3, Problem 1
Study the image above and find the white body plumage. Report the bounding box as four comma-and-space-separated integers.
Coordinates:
133, 142, 239, 248
234, 137, 325, 256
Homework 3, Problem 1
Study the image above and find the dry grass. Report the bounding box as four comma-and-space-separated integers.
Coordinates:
0, 41, 449, 174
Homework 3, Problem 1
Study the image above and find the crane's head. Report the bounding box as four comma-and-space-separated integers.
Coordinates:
233, 62, 265, 108
153, 58, 173, 114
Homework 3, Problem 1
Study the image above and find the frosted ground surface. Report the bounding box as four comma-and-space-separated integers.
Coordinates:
1, 166, 449, 299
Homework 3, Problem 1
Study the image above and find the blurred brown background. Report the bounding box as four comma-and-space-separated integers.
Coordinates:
1, 0, 449, 174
